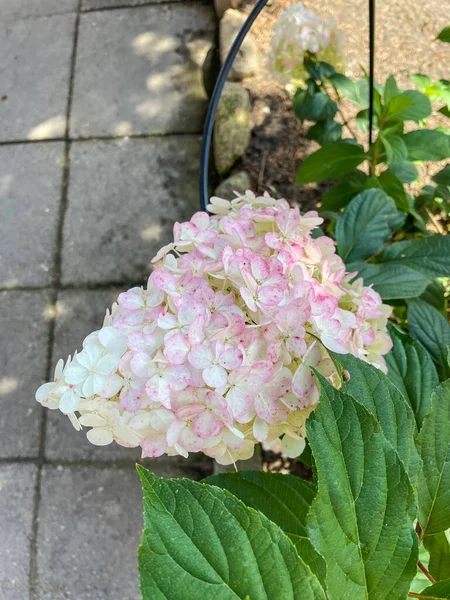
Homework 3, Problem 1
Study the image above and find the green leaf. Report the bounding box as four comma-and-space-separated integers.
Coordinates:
204, 471, 326, 585
306, 375, 418, 600
395, 91, 432, 121
385, 324, 438, 429
404, 130, 450, 161
137, 466, 325, 600
204, 471, 316, 538
384, 75, 401, 104
378, 236, 450, 279
305, 60, 336, 81
388, 160, 419, 183
320, 170, 367, 211
437, 26, 450, 43
329, 74, 369, 107
440, 106, 450, 118
335, 189, 403, 262
407, 300, 450, 380
385, 94, 414, 119
415, 579, 450, 598
381, 133, 408, 164
418, 379, 450, 537
421, 281, 447, 314
424, 533, 450, 582
333, 352, 421, 479
410, 74, 431, 92
433, 165, 450, 186
307, 119, 342, 145
296, 142, 367, 184
294, 91, 337, 122
349, 262, 430, 299
378, 171, 410, 211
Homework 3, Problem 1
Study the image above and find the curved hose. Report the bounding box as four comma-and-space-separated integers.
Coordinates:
199, 0, 270, 212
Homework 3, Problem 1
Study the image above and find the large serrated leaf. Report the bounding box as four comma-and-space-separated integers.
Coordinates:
204, 471, 325, 585
424, 532, 450, 582
378, 236, 450, 279
306, 374, 418, 600
348, 261, 431, 300
408, 300, 450, 381
385, 325, 438, 429
336, 189, 403, 262
332, 352, 421, 481
137, 466, 325, 600
418, 380, 450, 537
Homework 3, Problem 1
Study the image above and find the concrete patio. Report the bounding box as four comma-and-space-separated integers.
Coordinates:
0, 1, 216, 598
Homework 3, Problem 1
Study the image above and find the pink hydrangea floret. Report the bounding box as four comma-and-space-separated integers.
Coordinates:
36, 191, 392, 465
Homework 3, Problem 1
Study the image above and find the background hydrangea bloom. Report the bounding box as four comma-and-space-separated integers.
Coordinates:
36, 191, 392, 465
268, 2, 344, 88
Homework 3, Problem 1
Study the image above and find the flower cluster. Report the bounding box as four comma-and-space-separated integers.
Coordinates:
268, 3, 344, 88
36, 191, 392, 465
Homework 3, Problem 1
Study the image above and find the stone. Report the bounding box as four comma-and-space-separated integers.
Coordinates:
0, 14, 75, 141
36, 463, 210, 599
214, 82, 252, 175
0, 0, 76, 21
0, 464, 38, 599
214, 0, 244, 19
70, 5, 215, 137
61, 137, 202, 285
215, 170, 252, 200
0, 143, 64, 288
219, 9, 259, 80
0, 290, 52, 458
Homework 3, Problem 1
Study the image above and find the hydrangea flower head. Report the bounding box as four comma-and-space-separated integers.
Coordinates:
36, 191, 392, 465
269, 3, 344, 88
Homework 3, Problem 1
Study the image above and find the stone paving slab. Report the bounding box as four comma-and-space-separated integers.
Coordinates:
70, 3, 215, 137
45, 288, 144, 462
0, 290, 52, 459
36, 462, 208, 600
37, 465, 142, 600
61, 137, 202, 285
0, 463, 37, 600
0, 0, 77, 22
0, 14, 75, 142
0, 143, 65, 288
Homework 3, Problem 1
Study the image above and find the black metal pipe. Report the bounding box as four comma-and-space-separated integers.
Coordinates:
368, 0, 375, 145
199, 0, 269, 212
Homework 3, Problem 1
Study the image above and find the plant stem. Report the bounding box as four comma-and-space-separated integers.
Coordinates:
408, 593, 422, 599
328, 84, 359, 140
417, 560, 436, 584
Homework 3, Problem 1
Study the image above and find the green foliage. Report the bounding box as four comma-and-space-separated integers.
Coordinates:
385, 325, 438, 428
403, 130, 450, 161
424, 533, 450, 582
415, 579, 450, 598
296, 142, 366, 183
408, 300, 450, 380
137, 466, 325, 600
306, 374, 418, 599
378, 236, 450, 279
437, 26, 450, 43
204, 471, 325, 584
333, 352, 421, 479
417, 380, 450, 537
348, 262, 431, 300
335, 189, 402, 262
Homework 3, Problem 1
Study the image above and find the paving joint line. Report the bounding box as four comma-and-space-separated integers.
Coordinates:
0, 281, 143, 293
81, 0, 210, 15
0, 131, 203, 147
0, 455, 212, 473
28, 1, 83, 597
